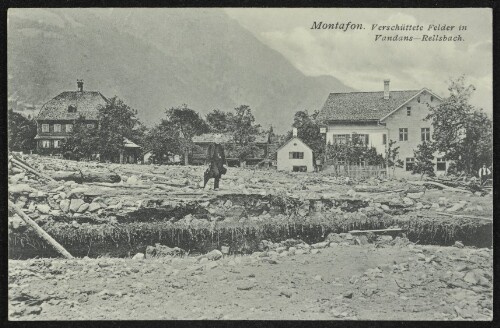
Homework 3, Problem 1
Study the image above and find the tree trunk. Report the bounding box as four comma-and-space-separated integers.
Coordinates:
50, 171, 121, 183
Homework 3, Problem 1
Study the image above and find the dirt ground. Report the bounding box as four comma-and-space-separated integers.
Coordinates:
8, 242, 492, 321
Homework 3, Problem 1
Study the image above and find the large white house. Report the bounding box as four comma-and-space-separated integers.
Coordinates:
317, 80, 445, 175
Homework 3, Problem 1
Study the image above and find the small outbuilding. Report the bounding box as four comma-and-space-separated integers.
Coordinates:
276, 128, 314, 172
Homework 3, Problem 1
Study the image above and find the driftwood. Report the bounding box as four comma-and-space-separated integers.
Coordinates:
407, 180, 469, 193
50, 170, 121, 183
349, 228, 406, 235
10, 158, 57, 183
8, 200, 74, 259
86, 182, 151, 189
435, 212, 492, 221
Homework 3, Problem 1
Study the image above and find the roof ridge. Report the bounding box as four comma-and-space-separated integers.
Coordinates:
328, 89, 421, 95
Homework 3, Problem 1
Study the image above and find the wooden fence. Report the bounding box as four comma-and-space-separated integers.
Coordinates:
323, 163, 386, 178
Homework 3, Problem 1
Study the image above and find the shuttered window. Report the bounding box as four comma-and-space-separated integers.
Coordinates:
289, 152, 304, 159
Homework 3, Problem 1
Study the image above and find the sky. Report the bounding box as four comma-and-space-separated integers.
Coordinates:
225, 8, 493, 114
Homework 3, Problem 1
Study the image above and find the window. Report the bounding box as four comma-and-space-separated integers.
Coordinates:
399, 128, 408, 141
87, 123, 95, 129
54, 140, 61, 148
407, 107, 411, 116
431, 96, 434, 102
66, 124, 73, 133
289, 152, 304, 159
54, 124, 61, 132
41, 140, 50, 148
421, 128, 431, 141
406, 158, 415, 171
417, 96, 421, 103
292, 166, 307, 172
42, 124, 49, 133
437, 158, 446, 171
354, 134, 369, 146
333, 134, 349, 144
68, 105, 77, 113
383, 134, 387, 145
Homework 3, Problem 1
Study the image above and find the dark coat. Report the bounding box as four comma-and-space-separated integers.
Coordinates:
206, 143, 226, 178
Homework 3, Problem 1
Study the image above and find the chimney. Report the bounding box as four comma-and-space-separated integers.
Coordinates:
292, 127, 298, 137
77, 79, 84, 92
383, 79, 390, 100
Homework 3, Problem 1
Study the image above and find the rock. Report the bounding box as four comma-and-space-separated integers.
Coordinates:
10, 184, 36, 195
431, 203, 440, 209
69, 199, 85, 213
355, 235, 369, 245
381, 204, 390, 211
279, 289, 292, 298
343, 291, 353, 299
36, 204, 51, 214
311, 249, 320, 255
77, 203, 90, 213
415, 202, 423, 210
126, 175, 140, 185
438, 197, 448, 206
463, 271, 479, 285
132, 253, 145, 260
288, 247, 296, 255
67, 187, 90, 199
236, 282, 255, 290
402, 197, 414, 206
446, 202, 467, 212
406, 192, 424, 199
206, 249, 223, 261
346, 189, 356, 197
311, 241, 329, 249
276, 246, 286, 253
314, 275, 323, 281
454, 241, 465, 248
25, 306, 42, 315
199, 257, 209, 264
87, 202, 101, 212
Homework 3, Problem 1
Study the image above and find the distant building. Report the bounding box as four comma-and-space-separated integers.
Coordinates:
34, 80, 141, 163
191, 132, 272, 166
276, 128, 314, 172
35, 80, 108, 155
317, 80, 445, 175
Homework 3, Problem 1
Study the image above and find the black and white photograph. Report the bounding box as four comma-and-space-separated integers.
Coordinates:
6, 6, 493, 321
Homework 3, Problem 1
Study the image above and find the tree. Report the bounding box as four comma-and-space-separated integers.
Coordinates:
412, 141, 436, 179
8, 109, 37, 152
426, 76, 493, 174
165, 104, 209, 165
144, 120, 181, 164
385, 139, 404, 177
97, 97, 141, 162
206, 109, 231, 133
288, 110, 324, 166
61, 116, 99, 160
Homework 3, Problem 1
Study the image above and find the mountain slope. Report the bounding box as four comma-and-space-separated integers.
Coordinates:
8, 8, 353, 132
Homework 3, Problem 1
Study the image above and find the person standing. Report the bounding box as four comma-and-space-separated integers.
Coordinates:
478, 164, 491, 185
203, 138, 226, 190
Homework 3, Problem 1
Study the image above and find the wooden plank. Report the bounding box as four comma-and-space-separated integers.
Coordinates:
8, 200, 74, 259
435, 212, 492, 221
10, 158, 57, 183
349, 228, 406, 235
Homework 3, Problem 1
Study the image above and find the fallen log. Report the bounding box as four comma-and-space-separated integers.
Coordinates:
349, 228, 406, 235
8, 200, 74, 259
49, 170, 121, 183
435, 212, 492, 221
10, 158, 57, 183
86, 182, 151, 189
407, 180, 469, 193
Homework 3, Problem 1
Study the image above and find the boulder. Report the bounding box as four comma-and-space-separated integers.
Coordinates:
406, 192, 424, 199
77, 203, 90, 213
132, 253, 145, 260
402, 197, 414, 206
36, 204, 51, 214
126, 175, 140, 185
9, 184, 36, 195
87, 202, 101, 212
59, 199, 71, 213
69, 199, 85, 213
446, 202, 467, 212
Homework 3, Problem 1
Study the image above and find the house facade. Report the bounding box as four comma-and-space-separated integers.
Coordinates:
317, 80, 445, 175
276, 129, 314, 172
35, 80, 108, 155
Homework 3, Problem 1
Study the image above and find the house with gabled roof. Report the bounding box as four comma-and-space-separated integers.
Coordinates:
317, 79, 445, 175
35, 80, 109, 155
276, 128, 314, 172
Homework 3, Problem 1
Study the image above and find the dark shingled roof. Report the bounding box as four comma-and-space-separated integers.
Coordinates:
317, 90, 421, 122
37, 91, 109, 121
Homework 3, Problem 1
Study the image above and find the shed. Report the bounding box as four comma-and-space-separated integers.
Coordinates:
276, 136, 314, 172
